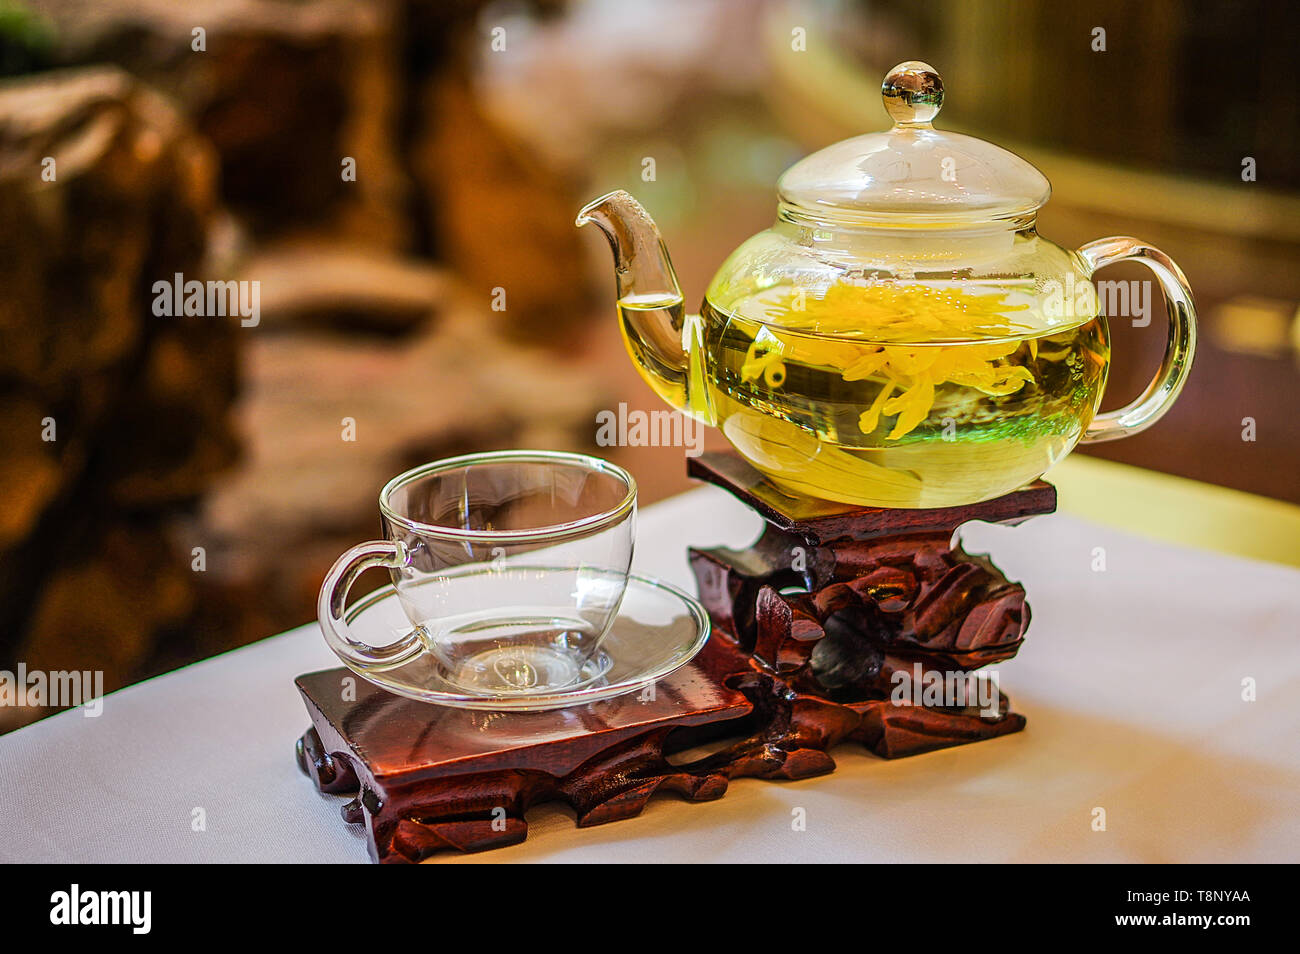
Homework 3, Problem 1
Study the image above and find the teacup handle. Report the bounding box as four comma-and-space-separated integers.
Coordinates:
317, 540, 423, 671
1077, 236, 1197, 443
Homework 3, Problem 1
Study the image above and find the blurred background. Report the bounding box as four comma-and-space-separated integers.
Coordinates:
1, 0, 1297, 730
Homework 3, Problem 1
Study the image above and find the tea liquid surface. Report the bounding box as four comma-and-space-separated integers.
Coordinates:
698, 283, 1109, 507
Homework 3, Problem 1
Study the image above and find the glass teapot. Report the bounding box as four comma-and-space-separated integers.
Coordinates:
578, 61, 1196, 509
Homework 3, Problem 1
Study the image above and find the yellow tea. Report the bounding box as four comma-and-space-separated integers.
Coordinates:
618, 282, 1110, 508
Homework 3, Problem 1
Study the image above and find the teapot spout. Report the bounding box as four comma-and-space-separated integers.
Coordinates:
576, 190, 683, 305
578, 191, 707, 420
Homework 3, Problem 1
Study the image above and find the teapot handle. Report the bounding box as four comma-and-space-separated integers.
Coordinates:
1077, 237, 1197, 443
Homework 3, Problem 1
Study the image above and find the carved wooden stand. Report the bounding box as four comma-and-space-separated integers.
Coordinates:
296, 452, 1055, 862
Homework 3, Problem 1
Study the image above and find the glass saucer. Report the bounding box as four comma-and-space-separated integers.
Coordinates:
333, 574, 711, 711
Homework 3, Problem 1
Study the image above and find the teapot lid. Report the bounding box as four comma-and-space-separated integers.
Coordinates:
777, 61, 1051, 224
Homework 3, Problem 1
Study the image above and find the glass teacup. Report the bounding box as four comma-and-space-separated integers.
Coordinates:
318, 450, 636, 695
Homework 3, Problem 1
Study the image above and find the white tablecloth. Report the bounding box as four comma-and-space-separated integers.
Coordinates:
2, 485, 1298, 863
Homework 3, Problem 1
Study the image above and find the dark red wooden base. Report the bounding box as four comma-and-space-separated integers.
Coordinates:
686, 453, 1056, 704
296, 452, 1055, 862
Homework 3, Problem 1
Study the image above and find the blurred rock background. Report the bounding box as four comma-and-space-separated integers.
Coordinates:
1, 0, 1297, 729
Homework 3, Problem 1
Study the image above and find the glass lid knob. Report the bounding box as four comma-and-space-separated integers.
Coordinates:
881, 60, 944, 126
